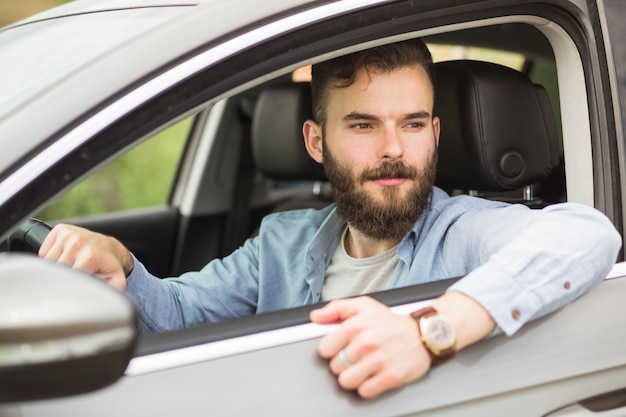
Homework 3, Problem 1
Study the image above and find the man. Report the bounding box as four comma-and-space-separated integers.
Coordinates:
40, 39, 621, 399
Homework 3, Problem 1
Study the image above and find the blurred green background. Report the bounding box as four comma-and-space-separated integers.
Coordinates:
4, 1, 189, 221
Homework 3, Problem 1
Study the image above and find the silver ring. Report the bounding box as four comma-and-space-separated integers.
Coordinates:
338, 349, 353, 367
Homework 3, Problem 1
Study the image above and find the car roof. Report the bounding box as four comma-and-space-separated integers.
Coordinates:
5, 0, 214, 28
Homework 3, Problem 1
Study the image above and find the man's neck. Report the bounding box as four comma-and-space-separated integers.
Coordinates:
345, 226, 402, 258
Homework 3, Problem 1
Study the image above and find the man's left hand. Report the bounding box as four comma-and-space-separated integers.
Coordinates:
310, 296, 431, 398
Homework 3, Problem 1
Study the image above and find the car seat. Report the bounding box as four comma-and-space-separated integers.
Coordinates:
252, 82, 332, 212
434, 60, 560, 205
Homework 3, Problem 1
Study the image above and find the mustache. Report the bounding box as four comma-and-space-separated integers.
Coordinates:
359, 161, 419, 182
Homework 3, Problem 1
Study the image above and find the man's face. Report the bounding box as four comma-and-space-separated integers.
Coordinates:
316, 65, 440, 241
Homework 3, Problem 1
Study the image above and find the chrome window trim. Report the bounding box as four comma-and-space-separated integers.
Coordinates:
125, 300, 429, 376
0, 0, 390, 209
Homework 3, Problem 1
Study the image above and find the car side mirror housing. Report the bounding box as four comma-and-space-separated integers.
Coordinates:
0, 254, 137, 403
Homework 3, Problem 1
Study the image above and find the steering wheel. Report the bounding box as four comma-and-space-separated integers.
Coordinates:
6, 218, 52, 253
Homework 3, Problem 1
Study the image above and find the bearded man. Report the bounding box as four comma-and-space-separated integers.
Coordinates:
40, 39, 620, 398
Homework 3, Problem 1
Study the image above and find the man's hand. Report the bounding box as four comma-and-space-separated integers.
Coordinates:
310, 296, 431, 399
310, 292, 496, 398
38, 224, 132, 291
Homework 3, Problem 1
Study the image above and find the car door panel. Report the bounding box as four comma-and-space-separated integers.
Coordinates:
12, 275, 626, 417
546, 389, 626, 417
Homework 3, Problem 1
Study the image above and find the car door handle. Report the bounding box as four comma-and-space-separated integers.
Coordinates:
545, 388, 626, 417
546, 403, 626, 417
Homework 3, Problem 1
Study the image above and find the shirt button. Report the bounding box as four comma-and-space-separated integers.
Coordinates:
563, 281, 571, 290
511, 309, 521, 320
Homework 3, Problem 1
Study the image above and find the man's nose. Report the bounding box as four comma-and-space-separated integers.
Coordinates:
379, 126, 403, 159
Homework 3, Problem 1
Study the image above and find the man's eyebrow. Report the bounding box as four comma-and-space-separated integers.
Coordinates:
343, 112, 379, 122
342, 111, 432, 122
402, 111, 431, 120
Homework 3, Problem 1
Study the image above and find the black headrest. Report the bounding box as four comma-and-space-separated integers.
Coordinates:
252, 61, 559, 191
434, 60, 559, 191
252, 83, 326, 181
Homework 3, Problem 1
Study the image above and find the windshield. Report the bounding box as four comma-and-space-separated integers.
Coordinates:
0, 7, 191, 121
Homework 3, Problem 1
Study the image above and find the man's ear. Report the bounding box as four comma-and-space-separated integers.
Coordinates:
433, 116, 441, 148
303, 119, 324, 163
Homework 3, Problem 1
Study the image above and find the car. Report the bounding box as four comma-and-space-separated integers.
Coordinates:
1, 0, 625, 415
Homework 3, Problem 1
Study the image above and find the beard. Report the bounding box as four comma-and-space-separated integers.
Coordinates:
323, 146, 437, 242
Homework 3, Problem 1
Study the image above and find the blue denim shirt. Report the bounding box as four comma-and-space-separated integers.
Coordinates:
126, 187, 621, 335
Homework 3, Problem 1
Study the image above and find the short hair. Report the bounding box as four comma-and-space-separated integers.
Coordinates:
311, 38, 435, 128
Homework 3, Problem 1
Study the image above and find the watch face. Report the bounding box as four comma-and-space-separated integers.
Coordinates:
423, 316, 455, 351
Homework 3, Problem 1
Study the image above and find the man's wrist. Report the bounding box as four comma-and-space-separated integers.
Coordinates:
410, 306, 457, 366
113, 238, 134, 277
431, 291, 497, 351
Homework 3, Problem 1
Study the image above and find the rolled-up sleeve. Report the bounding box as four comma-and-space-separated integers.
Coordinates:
447, 203, 621, 336
125, 237, 261, 333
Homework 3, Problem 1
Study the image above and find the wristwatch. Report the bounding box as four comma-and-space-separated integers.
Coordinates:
410, 306, 457, 366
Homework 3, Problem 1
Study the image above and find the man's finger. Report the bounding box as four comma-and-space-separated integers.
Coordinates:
38, 224, 62, 258
309, 298, 362, 324
335, 354, 377, 391
357, 371, 401, 399
316, 326, 351, 361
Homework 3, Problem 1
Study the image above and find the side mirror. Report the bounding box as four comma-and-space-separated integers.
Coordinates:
0, 254, 137, 403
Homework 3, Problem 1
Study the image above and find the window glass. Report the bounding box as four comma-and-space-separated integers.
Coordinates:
36, 118, 191, 221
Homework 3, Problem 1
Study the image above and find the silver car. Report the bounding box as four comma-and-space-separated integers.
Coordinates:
1, 0, 625, 416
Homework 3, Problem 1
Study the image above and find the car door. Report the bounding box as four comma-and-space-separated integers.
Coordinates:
1, 0, 625, 416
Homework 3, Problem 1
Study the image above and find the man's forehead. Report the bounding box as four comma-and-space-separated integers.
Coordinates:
333, 64, 432, 88
325, 64, 435, 115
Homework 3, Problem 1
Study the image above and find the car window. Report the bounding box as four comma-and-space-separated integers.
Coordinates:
36, 118, 191, 221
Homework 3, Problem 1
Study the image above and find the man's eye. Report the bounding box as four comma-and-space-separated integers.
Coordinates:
406, 122, 425, 129
351, 123, 371, 130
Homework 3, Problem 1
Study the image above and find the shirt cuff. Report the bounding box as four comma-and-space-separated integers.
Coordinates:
447, 262, 544, 336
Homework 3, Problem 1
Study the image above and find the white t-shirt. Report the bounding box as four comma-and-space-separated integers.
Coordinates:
321, 227, 400, 301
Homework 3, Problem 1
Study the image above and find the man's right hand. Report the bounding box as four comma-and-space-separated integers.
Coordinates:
38, 224, 132, 291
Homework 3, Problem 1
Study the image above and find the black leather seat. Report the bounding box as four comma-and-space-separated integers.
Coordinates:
434, 60, 560, 204
252, 82, 332, 212
251, 60, 561, 210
